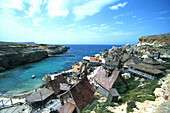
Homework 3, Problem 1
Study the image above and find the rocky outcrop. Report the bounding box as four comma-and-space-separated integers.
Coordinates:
133, 73, 170, 113
0, 44, 70, 72
39, 45, 70, 55
0, 46, 48, 72
136, 33, 170, 47
132, 33, 170, 58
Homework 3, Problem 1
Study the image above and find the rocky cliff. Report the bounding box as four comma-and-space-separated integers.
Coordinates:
136, 33, 170, 47
133, 33, 170, 58
0, 42, 70, 72
0, 46, 48, 72
39, 45, 70, 55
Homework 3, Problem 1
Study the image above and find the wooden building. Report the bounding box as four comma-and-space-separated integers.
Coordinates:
93, 66, 124, 102
26, 88, 54, 109
107, 88, 120, 103
127, 58, 165, 80
48, 75, 68, 95
59, 76, 96, 113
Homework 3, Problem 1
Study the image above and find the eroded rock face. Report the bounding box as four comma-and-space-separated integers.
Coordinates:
39, 45, 70, 55
136, 33, 170, 47
0, 47, 48, 72
0, 44, 70, 72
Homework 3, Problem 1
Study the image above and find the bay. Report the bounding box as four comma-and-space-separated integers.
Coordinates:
0, 45, 122, 95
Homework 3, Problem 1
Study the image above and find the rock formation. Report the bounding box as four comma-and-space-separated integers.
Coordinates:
0, 46, 48, 72
0, 42, 70, 72
39, 45, 70, 55
136, 33, 170, 47
133, 73, 170, 113
133, 33, 170, 58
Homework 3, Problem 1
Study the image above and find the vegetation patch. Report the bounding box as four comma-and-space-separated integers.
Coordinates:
82, 100, 117, 113
81, 76, 160, 113
117, 76, 160, 112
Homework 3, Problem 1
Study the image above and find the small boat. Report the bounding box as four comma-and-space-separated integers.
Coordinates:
31, 75, 35, 78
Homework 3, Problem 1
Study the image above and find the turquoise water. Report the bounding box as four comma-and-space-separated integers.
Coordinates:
0, 45, 122, 95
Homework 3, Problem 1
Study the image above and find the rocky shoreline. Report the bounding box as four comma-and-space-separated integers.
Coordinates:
0, 42, 70, 72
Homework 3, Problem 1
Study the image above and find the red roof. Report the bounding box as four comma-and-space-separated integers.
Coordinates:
93, 66, 120, 91
70, 76, 96, 111
59, 101, 76, 113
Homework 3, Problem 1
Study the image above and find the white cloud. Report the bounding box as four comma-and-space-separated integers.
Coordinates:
47, 0, 69, 17
113, 14, 124, 19
43, 0, 47, 4
106, 31, 134, 36
73, 0, 118, 21
25, 0, 43, 17
67, 23, 76, 27
33, 18, 42, 26
115, 21, 123, 24
160, 10, 170, 14
137, 18, 142, 21
110, 2, 128, 10
133, 16, 136, 18
90, 24, 110, 31
113, 12, 133, 19
84, 25, 90, 27
100, 24, 109, 29
157, 17, 170, 20
0, 0, 24, 10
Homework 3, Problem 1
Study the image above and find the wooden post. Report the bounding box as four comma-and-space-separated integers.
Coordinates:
40, 92, 44, 108
1, 100, 4, 107
10, 98, 13, 106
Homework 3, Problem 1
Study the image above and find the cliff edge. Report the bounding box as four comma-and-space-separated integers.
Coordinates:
0, 42, 70, 72
136, 33, 170, 47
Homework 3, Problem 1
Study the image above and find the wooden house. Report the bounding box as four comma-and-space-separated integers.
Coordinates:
93, 66, 125, 102
59, 76, 96, 113
127, 58, 165, 80
26, 88, 54, 109
48, 75, 68, 95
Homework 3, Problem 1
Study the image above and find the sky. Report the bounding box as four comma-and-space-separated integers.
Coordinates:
0, 0, 170, 45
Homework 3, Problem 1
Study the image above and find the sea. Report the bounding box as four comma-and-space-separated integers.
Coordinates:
0, 45, 123, 95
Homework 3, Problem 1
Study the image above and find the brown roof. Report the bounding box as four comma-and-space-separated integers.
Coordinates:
143, 58, 160, 65
93, 66, 120, 91
26, 88, 54, 103
139, 63, 165, 70
90, 57, 100, 63
70, 76, 96, 111
128, 63, 163, 75
49, 75, 68, 95
59, 101, 76, 113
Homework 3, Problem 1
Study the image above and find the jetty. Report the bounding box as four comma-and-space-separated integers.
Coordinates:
48, 55, 75, 57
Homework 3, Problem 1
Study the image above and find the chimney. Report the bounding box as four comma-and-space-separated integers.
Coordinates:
105, 70, 111, 77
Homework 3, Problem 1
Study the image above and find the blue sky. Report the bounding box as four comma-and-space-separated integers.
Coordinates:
0, 0, 170, 45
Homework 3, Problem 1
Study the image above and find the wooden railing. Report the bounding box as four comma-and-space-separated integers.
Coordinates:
0, 98, 13, 109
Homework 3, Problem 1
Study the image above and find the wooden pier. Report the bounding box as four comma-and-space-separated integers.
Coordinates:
48, 55, 75, 57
